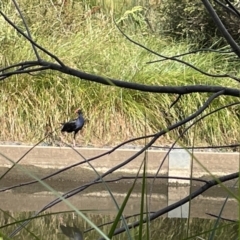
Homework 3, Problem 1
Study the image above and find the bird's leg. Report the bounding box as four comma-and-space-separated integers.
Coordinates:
60, 132, 66, 147
79, 130, 84, 147
73, 133, 76, 148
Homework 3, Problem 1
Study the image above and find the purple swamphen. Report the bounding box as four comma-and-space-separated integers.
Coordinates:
61, 109, 85, 147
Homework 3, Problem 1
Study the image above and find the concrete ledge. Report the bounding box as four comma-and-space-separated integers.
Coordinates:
0, 145, 238, 179
0, 145, 238, 217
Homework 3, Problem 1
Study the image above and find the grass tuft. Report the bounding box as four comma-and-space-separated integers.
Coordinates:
0, 0, 239, 146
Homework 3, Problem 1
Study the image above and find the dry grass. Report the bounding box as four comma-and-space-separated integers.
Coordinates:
0, 0, 239, 146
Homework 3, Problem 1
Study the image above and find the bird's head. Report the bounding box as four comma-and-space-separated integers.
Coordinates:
75, 109, 83, 115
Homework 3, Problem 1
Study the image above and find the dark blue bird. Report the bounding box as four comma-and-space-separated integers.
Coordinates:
61, 109, 85, 147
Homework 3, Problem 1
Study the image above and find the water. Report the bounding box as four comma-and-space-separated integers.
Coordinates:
0, 180, 238, 239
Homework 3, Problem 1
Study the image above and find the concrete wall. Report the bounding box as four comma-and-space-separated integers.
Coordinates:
0, 145, 238, 179
0, 145, 238, 218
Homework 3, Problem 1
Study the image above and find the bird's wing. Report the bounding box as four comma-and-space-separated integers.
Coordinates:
61, 119, 77, 132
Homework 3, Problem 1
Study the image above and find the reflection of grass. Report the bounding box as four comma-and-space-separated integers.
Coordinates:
0, 1, 239, 146
0, 211, 238, 239
1, 147, 238, 240
0, 147, 238, 239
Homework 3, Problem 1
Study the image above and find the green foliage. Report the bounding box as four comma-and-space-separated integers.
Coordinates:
0, 0, 240, 146
117, 6, 149, 33
158, 0, 240, 47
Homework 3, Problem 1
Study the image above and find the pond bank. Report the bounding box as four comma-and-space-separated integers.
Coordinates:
0, 145, 238, 186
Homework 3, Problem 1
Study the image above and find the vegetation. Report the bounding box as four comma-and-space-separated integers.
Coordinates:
0, 211, 238, 239
0, 0, 239, 146
0, 1, 240, 239
158, 0, 240, 47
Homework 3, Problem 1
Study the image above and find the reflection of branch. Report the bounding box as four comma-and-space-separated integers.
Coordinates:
0, 175, 208, 193
9, 91, 224, 237
0, 209, 155, 232
0, 129, 59, 181
85, 206, 238, 235
107, 172, 239, 238
84, 211, 156, 234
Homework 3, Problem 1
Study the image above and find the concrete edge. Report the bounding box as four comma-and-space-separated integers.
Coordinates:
0, 145, 238, 182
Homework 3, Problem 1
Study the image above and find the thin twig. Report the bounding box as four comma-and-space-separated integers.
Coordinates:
9, 91, 225, 237
202, 0, 240, 57
0, 10, 65, 66
113, 19, 240, 83
11, 0, 41, 61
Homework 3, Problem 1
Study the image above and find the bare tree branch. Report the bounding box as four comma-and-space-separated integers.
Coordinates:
149, 101, 240, 198
1, 2, 239, 238
113, 19, 240, 83
147, 48, 234, 64
1, 60, 240, 96
224, 0, 240, 17
202, 0, 240, 56
8, 91, 225, 237
11, 0, 41, 60
206, 212, 237, 222
214, 0, 240, 16
152, 143, 240, 150
0, 10, 65, 66
2, 99, 238, 194
107, 172, 239, 238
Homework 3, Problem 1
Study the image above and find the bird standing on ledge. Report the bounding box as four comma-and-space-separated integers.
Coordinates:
61, 109, 85, 147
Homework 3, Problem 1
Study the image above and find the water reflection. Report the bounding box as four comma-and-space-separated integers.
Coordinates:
59, 213, 84, 239
0, 183, 238, 220
0, 212, 238, 239
0, 180, 238, 239
60, 224, 83, 240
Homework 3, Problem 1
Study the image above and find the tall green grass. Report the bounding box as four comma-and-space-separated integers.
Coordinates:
0, 0, 239, 146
